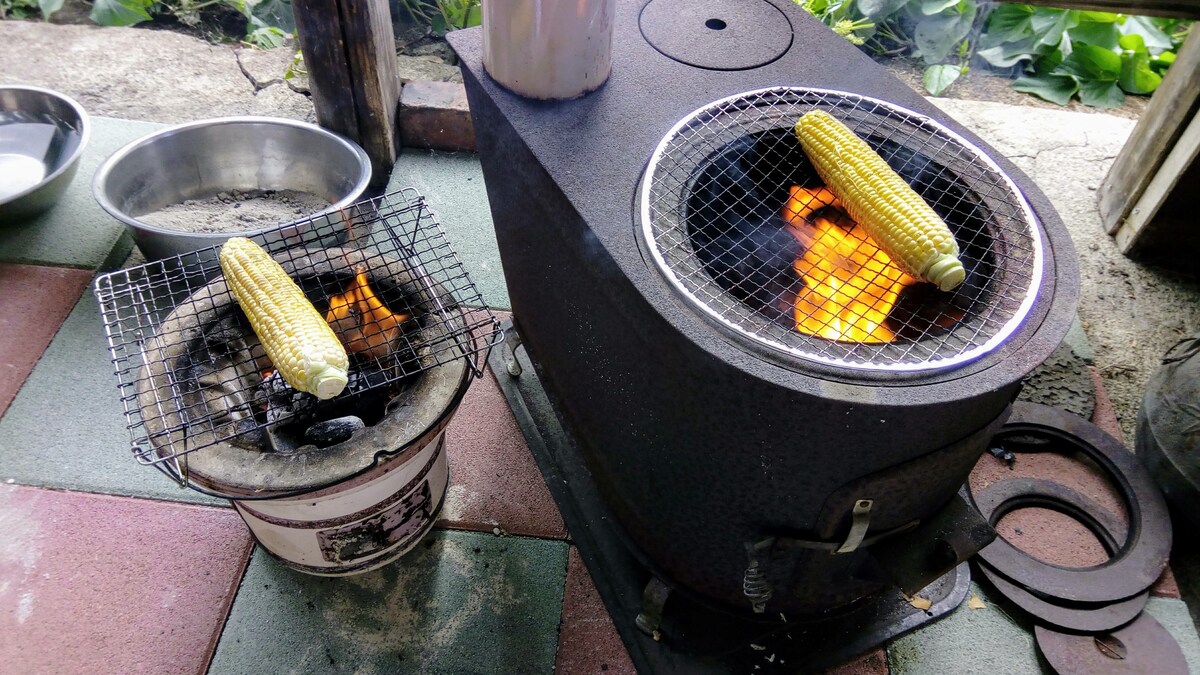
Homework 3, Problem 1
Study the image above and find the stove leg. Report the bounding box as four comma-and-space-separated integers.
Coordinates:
635, 576, 672, 640
502, 323, 524, 378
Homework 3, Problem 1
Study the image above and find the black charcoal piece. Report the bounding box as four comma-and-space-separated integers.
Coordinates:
304, 416, 366, 447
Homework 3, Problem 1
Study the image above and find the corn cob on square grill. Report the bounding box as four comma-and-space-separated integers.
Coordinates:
93, 189, 502, 479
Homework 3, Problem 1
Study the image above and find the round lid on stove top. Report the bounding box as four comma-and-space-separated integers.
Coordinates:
639, 0, 794, 71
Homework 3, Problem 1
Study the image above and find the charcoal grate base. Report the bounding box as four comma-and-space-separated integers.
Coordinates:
488, 319, 971, 673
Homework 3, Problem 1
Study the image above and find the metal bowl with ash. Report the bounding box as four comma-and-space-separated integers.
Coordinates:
93, 117, 372, 261
94, 189, 501, 574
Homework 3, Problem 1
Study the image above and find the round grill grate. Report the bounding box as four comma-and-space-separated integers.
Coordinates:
640, 87, 1044, 373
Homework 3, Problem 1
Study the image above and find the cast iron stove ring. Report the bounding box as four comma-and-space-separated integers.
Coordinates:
1035, 612, 1189, 675
971, 403, 1171, 604
971, 478, 1148, 632
978, 563, 1148, 634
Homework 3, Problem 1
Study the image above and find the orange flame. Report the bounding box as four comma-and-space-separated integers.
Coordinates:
783, 186, 915, 344
325, 269, 411, 359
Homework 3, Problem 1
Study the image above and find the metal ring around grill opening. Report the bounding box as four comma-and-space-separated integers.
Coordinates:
639, 87, 1044, 373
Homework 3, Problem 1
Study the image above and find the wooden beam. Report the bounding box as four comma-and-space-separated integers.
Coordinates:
1097, 28, 1200, 234
1113, 111, 1200, 255
292, 0, 400, 187
1015, 0, 1200, 19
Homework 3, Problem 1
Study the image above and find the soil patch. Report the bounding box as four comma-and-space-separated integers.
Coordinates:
139, 189, 330, 233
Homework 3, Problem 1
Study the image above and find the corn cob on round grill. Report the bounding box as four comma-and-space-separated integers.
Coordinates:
794, 110, 966, 292
219, 237, 349, 400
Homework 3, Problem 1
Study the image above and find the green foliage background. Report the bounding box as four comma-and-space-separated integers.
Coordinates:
0, 0, 289, 47
2, 0, 1187, 108
798, 0, 1190, 107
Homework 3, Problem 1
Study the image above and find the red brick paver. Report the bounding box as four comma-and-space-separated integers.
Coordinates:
555, 546, 636, 675
440, 368, 568, 538
0, 264, 91, 416
1088, 365, 1126, 443
824, 647, 890, 674
0, 485, 252, 674
400, 81, 476, 152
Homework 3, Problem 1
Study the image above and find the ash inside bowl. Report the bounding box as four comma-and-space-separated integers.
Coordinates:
138, 188, 330, 233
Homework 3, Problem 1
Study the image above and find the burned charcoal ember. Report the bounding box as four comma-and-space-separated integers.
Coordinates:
325, 270, 410, 361
264, 425, 303, 454
345, 368, 393, 394
305, 416, 366, 447
261, 370, 291, 397
189, 358, 260, 427
887, 283, 968, 341
207, 312, 252, 346
260, 371, 316, 424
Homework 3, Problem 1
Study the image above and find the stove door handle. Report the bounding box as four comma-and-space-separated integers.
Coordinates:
835, 499, 874, 554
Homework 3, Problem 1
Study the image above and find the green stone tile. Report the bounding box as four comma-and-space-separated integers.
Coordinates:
1146, 597, 1200, 673
888, 582, 1200, 674
1168, 534, 1200, 632
0, 116, 162, 269
210, 530, 568, 675
0, 289, 220, 505
387, 150, 509, 309
888, 582, 1038, 675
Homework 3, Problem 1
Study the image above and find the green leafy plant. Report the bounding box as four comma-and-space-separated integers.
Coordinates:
798, 0, 875, 45
283, 49, 305, 80
431, 0, 481, 34
89, 0, 153, 27
7, 0, 292, 47
0, 0, 60, 20
798, 0, 984, 96
396, 0, 435, 24
398, 0, 481, 35
797, 0, 1190, 107
244, 23, 288, 48
983, 6, 1185, 108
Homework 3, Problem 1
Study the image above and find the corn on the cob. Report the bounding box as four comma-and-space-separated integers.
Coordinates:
794, 110, 965, 292
219, 237, 349, 400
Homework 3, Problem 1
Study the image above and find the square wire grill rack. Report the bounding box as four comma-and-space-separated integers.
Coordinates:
94, 188, 502, 480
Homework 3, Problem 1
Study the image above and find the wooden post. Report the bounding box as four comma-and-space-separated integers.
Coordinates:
292, 0, 400, 188
1098, 27, 1200, 234
1096, 27, 1200, 252
1112, 111, 1200, 256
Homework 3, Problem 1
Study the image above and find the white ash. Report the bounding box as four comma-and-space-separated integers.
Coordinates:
138, 188, 330, 234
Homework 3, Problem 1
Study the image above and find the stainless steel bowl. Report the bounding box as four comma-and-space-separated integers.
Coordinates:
0, 86, 90, 222
93, 117, 372, 260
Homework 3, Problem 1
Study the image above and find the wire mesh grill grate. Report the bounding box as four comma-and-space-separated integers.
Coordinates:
94, 188, 501, 477
640, 87, 1043, 372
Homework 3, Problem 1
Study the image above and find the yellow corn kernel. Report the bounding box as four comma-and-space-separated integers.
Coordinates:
794, 110, 966, 292
219, 237, 349, 400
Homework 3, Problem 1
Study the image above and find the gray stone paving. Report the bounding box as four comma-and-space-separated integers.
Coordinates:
0, 22, 313, 124
210, 530, 568, 675
889, 582, 1200, 674
0, 290, 222, 505
388, 149, 508, 309
931, 99, 1200, 443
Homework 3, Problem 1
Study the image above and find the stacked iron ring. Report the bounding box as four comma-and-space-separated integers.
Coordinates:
968, 403, 1185, 673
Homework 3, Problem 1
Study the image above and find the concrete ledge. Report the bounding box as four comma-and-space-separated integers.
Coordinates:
399, 80, 476, 152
